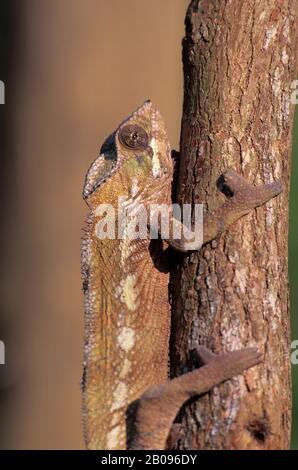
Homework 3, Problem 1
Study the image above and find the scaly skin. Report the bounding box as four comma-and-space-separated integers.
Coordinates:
81, 101, 282, 450
82, 101, 173, 449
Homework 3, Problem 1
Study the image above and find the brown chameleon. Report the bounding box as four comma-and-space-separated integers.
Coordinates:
81, 100, 282, 450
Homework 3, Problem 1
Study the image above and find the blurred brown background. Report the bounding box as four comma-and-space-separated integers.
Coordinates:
0, 0, 189, 449
0, 0, 297, 450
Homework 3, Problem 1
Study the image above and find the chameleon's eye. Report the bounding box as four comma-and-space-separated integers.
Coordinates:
118, 125, 148, 150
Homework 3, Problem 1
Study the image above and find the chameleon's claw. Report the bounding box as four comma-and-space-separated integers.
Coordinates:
219, 168, 282, 197
218, 168, 283, 206
201, 170, 283, 245
216, 347, 263, 378
194, 345, 263, 372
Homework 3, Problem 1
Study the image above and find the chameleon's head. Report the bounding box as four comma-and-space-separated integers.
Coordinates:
115, 100, 172, 183
83, 101, 173, 204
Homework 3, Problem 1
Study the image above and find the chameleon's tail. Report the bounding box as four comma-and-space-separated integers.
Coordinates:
127, 346, 262, 450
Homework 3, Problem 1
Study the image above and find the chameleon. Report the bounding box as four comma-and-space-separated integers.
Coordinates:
81, 100, 282, 450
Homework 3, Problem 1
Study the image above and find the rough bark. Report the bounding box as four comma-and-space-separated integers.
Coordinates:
170, 0, 297, 450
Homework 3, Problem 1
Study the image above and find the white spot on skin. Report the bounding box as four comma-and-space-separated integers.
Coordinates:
131, 177, 139, 198
150, 137, 161, 178
114, 285, 122, 298
120, 274, 138, 311
119, 358, 132, 378
106, 425, 122, 449
111, 382, 127, 411
117, 327, 135, 352
259, 11, 266, 22
264, 25, 278, 49
119, 199, 132, 269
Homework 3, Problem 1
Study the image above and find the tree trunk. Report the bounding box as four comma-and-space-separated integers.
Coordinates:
170, 0, 297, 450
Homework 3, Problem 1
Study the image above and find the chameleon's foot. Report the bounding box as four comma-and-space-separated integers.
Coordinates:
201, 346, 263, 380
202, 169, 282, 246
166, 169, 282, 252
218, 169, 283, 209
127, 346, 263, 450
195, 345, 263, 368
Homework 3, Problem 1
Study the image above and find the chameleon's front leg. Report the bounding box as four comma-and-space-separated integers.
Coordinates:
128, 347, 262, 450
168, 168, 282, 252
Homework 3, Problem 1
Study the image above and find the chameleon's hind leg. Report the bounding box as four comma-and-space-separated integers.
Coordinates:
127, 347, 262, 450
165, 346, 220, 447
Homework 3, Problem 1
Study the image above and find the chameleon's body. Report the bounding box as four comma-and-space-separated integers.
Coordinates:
81, 101, 282, 450
82, 102, 172, 449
